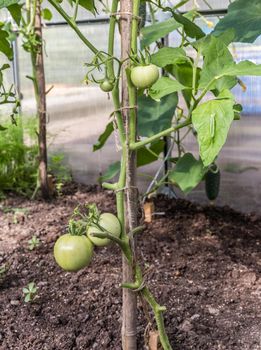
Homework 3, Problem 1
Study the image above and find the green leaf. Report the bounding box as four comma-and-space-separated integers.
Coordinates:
171, 12, 205, 39
0, 125, 7, 131
198, 35, 236, 91
169, 153, 206, 194
93, 121, 114, 151
22, 288, 29, 294
24, 294, 31, 302
7, 3, 22, 25
173, 0, 190, 10
42, 8, 52, 21
149, 77, 187, 100
221, 60, 261, 77
138, 93, 178, 137
192, 92, 235, 166
151, 47, 187, 68
137, 140, 164, 167
166, 61, 200, 107
0, 29, 13, 59
73, 0, 97, 15
140, 18, 181, 49
0, 0, 19, 8
214, 0, 261, 43
98, 161, 120, 182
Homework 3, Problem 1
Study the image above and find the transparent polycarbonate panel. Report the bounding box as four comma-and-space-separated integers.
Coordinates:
5, 14, 261, 214
171, 0, 231, 11
42, 0, 110, 22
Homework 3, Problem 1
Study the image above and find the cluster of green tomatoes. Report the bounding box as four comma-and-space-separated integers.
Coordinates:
54, 206, 121, 272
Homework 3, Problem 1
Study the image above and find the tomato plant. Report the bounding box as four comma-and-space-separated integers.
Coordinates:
131, 64, 159, 89
46, 0, 261, 346
0, 0, 256, 348
54, 234, 93, 272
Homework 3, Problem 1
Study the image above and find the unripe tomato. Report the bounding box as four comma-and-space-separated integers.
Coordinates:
54, 234, 93, 272
87, 213, 121, 247
131, 64, 159, 89
100, 79, 114, 92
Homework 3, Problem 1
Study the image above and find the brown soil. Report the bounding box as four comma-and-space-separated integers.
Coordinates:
0, 184, 260, 350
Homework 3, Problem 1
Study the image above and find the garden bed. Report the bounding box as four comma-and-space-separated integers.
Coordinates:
0, 184, 260, 350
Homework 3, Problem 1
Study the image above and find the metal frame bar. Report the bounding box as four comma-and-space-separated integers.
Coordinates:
44, 8, 227, 27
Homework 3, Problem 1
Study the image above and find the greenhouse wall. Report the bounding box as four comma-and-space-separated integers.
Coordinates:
2, 1, 261, 214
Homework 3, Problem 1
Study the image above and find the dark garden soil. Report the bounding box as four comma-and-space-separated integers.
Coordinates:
0, 184, 261, 350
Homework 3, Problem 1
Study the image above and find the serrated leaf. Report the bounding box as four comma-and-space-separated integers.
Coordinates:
198, 35, 236, 91
222, 60, 261, 77
214, 0, 261, 43
140, 18, 181, 49
192, 92, 235, 166
93, 121, 114, 152
149, 77, 187, 100
169, 153, 206, 194
151, 47, 187, 68
138, 93, 177, 137
42, 8, 52, 21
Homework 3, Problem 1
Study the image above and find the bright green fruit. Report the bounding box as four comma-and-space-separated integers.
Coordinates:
54, 234, 93, 272
131, 64, 159, 89
87, 213, 121, 247
100, 79, 114, 92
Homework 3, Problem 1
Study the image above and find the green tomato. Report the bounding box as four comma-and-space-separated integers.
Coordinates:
100, 79, 114, 92
54, 234, 93, 272
87, 213, 121, 247
130, 64, 159, 89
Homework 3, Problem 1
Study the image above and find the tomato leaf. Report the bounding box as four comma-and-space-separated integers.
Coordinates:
214, 0, 261, 43
42, 8, 52, 21
138, 93, 178, 137
199, 36, 261, 91
6, 3, 22, 25
140, 18, 181, 49
0, 0, 19, 8
149, 77, 187, 100
192, 91, 235, 166
198, 35, 237, 91
98, 161, 121, 182
171, 12, 205, 39
93, 121, 114, 152
169, 153, 206, 194
0, 29, 13, 59
166, 61, 200, 107
221, 60, 261, 76
137, 140, 164, 167
151, 47, 187, 68
72, 0, 97, 15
